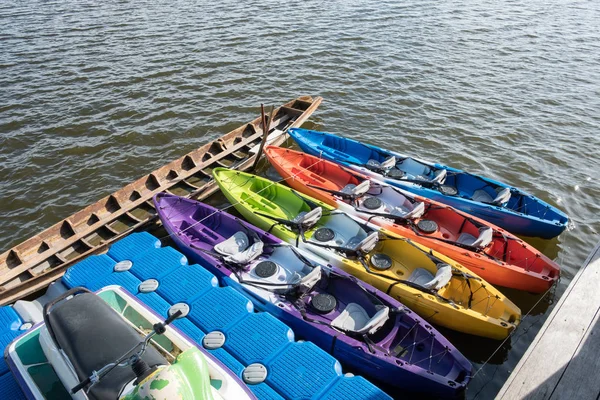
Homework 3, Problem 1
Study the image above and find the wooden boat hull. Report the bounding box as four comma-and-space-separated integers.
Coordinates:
0, 96, 322, 306
264, 146, 560, 293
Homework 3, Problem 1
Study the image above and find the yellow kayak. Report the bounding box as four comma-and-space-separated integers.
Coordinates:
213, 167, 521, 339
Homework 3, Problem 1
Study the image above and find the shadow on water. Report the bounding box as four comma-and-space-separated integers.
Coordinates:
519, 235, 562, 261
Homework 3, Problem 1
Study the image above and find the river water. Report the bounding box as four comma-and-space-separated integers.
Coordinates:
1, 0, 599, 398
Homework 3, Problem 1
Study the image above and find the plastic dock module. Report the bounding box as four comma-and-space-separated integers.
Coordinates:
250, 383, 285, 400
127, 247, 187, 281
106, 232, 161, 262
265, 341, 342, 399
172, 317, 206, 344
224, 312, 294, 365
208, 347, 245, 376
188, 286, 253, 332
0, 371, 26, 399
136, 292, 171, 318
94, 270, 141, 295
61, 254, 116, 289
156, 264, 217, 304
320, 376, 393, 400
0, 306, 24, 376
58, 233, 392, 400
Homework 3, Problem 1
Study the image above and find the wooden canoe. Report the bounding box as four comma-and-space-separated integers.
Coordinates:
0, 96, 322, 305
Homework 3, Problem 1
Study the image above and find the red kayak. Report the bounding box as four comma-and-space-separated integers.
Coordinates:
264, 145, 560, 293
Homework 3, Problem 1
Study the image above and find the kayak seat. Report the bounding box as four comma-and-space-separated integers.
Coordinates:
341, 180, 370, 197
352, 231, 379, 253
331, 303, 390, 335
341, 184, 356, 194
298, 265, 323, 294
399, 202, 425, 219
493, 187, 511, 205
432, 169, 447, 184
472, 187, 511, 205
47, 292, 167, 400
397, 158, 431, 178
457, 227, 494, 249
214, 231, 263, 264
366, 156, 396, 171
407, 268, 435, 287
423, 264, 453, 290
407, 264, 453, 290
472, 189, 494, 203
292, 207, 322, 228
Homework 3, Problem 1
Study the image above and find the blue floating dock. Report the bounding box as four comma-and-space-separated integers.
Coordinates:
0, 371, 26, 400
57, 232, 391, 400
0, 307, 26, 398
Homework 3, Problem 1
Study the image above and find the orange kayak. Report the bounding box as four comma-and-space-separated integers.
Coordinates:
264, 145, 560, 293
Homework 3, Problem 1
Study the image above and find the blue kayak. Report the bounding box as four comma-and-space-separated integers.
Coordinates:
287, 128, 569, 239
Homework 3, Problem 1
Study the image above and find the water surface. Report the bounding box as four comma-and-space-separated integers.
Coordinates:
1, 1, 599, 398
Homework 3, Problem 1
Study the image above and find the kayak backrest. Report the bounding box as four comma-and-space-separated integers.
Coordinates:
403, 202, 425, 219
422, 264, 453, 291
292, 207, 322, 229
350, 231, 379, 254
432, 169, 447, 184
214, 232, 264, 264
331, 303, 390, 335
298, 265, 323, 295
472, 227, 493, 248
493, 187, 511, 205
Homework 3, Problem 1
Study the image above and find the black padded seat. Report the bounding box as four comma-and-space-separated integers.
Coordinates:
47, 293, 167, 400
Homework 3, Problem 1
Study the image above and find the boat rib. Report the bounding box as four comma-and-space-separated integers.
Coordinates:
0, 96, 322, 305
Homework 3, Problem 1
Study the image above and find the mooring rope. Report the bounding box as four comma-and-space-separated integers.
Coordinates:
470, 278, 559, 399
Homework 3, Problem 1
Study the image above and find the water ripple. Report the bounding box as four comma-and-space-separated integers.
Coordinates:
1, 0, 599, 397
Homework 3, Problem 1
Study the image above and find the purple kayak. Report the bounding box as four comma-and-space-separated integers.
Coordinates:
154, 193, 472, 398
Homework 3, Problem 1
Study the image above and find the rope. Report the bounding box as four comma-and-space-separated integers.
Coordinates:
471, 245, 572, 399
471, 281, 558, 386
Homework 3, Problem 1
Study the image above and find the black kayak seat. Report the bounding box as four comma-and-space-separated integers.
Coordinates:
46, 292, 167, 400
